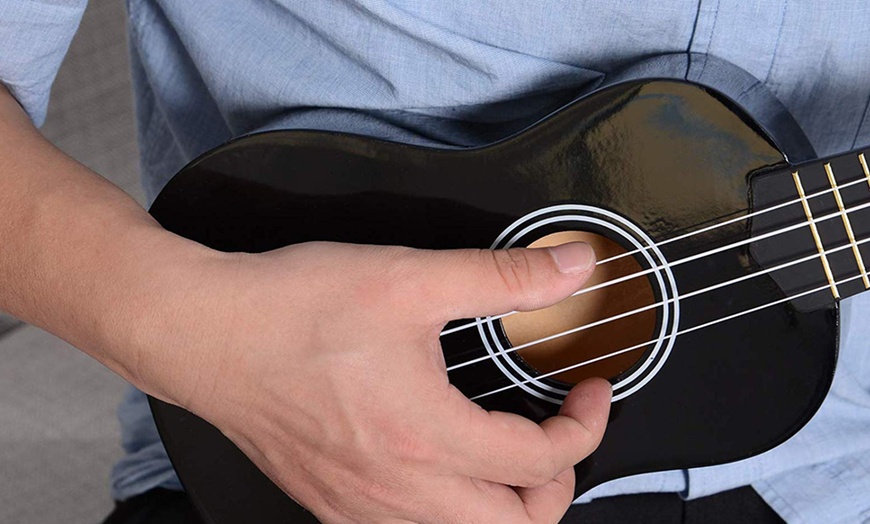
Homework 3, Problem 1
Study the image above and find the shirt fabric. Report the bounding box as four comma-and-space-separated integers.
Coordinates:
2, 1, 870, 523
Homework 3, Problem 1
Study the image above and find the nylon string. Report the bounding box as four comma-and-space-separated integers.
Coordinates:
470, 270, 868, 401
440, 170, 870, 337
446, 231, 870, 372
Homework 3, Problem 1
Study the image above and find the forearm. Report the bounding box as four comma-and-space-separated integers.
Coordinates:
0, 85, 221, 395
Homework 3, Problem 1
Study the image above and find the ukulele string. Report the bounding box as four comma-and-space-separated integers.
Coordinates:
440, 170, 870, 338
469, 270, 868, 401
446, 233, 870, 372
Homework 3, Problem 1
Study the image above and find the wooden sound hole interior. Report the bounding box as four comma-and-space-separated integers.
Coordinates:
501, 231, 657, 385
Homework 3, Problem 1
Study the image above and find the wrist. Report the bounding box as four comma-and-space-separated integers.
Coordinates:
0, 87, 239, 408
91, 221, 238, 406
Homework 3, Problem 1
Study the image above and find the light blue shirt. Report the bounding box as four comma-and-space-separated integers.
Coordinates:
2, 2, 869, 522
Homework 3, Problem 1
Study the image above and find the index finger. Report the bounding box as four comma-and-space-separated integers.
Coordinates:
515, 467, 577, 524
444, 378, 612, 488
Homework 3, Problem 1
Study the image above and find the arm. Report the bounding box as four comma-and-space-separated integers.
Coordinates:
0, 83, 611, 523
0, 84, 214, 397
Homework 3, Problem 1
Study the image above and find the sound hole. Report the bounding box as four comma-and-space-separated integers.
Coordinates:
501, 231, 657, 385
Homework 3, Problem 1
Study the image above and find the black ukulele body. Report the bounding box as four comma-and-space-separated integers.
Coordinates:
148, 54, 839, 523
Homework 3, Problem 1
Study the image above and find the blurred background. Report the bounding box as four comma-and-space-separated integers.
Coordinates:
0, 1, 142, 522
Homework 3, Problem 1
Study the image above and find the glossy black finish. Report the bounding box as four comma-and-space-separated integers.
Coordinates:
148, 55, 836, 524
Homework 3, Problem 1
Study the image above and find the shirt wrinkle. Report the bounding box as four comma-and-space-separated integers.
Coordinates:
762, 0, 788, 85
280, 7, 400, 97
853, 96, 870, 149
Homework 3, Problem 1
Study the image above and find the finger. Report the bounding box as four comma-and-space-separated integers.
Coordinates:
447, 377, 612, 487
425, 474, 576, 524
411, 476, 536, 524
515, 467, 577, 524
402, 242, 596, 322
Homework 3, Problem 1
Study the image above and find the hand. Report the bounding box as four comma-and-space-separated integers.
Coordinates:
138, 241, 611, 523
0, 83, 609, 524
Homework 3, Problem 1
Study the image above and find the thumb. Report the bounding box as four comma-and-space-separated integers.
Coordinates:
411, 242, 596, 322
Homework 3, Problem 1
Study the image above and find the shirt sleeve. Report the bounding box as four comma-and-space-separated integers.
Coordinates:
0, 0, 87, 126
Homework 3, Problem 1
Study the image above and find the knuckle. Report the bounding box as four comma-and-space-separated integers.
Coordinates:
354, 476, 403, 511
349, 246, 423, 309
383, 247, 441, 307
487, 248, 534, 295
347, 272, 395, 309
338, 458, 412, 516
521, 442, 558, 487
524, 463, 556, 488
346, 463, 428, 519
562, 418, 602, 460
387, 427, 438, 467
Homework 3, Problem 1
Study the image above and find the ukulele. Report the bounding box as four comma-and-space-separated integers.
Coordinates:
147, 53, 868, 523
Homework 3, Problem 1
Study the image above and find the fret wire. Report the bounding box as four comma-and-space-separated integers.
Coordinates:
861, 153, 870, 186
824, 163, 870, 288
792, 170, 839, 299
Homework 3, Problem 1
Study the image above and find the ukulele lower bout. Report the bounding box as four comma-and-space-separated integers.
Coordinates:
446, 203, 681, 405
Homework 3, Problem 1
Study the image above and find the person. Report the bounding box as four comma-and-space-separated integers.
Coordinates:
1, 2, 869, 523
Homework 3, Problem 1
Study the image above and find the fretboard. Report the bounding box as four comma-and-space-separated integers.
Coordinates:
749, 147, 870, 312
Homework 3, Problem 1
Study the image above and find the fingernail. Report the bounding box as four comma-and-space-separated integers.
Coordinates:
548, 242, 596, 274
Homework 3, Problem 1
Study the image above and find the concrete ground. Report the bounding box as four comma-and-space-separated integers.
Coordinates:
0, 1, 141, 522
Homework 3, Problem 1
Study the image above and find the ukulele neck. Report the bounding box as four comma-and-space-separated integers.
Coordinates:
748, 147, 870, 312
